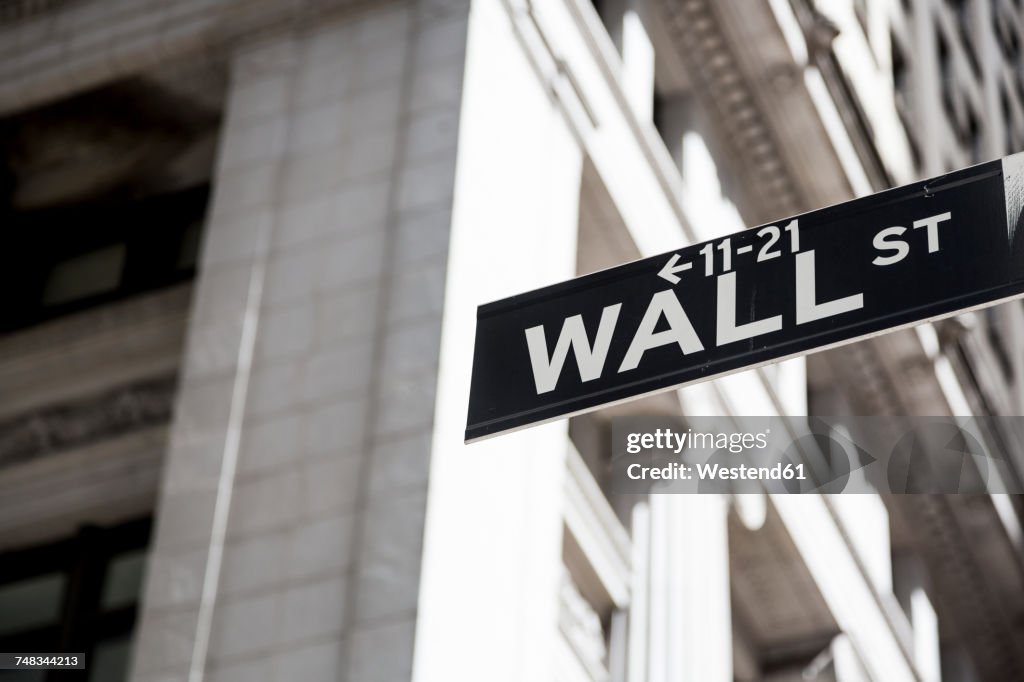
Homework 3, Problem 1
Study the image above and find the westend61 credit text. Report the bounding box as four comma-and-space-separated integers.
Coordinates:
611, 416, 1024, 495
623, 427, 805, 482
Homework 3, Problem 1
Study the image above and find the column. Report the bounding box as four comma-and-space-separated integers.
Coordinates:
639, 494, 732, 682
411, 0, 586, 679
130, 1, 471, 681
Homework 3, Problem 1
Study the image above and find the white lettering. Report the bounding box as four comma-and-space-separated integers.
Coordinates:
525, 304, 622, 394
619, 290, 704, 372
795, 250, 864, 324
872, 226, 909, 266
716, 272, 782, 345
913, 211, 952, 253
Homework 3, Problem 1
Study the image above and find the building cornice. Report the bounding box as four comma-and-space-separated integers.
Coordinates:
0, 0, 414, 115
654, 0, 807, 223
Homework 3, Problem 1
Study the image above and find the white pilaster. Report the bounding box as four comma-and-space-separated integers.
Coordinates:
130, 3, 472, 681
412, 0, 584, 679
642, 494, 732, 682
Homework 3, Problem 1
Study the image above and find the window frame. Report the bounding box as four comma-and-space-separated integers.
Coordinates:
0, 518, 152, 682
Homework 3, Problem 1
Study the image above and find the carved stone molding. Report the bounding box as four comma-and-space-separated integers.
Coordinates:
654, 0, 807, 222
0, 374, 177, 468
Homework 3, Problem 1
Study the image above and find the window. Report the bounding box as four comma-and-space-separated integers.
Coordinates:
938, 29, 956, 127
653, 90, 690, 170
985, 309, 1014, 380
964, 107, 982, 163
1, 186, 208, 333
1017, 69, 1024, 116
892, 35, 911, 114
1002, 85, 1016, 155
994, 8, 1021, 62
0, 75, 221, 335
949, 0, 981, 75
0, 518, 151, 682
891, 36, 921, 169
906, 127, 923, 169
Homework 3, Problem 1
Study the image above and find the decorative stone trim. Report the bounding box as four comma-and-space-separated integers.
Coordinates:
0, 374, 177, 468
654, 0, 806, 221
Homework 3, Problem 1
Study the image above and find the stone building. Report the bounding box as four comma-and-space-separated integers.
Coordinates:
0, 0, 1023, 681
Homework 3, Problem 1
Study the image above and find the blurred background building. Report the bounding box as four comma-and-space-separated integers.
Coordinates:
1, 0, 1024, 681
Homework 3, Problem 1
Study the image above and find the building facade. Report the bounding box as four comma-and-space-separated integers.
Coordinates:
0, 1, 1023, 681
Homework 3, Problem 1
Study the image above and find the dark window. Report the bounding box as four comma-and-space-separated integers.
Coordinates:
891, 36, 921, 169
938, 29, 957, 126
892, 35, 911, 113
950, 0, 981, 75
652, 90, 693, 171
652, 90, 676, 154
1017, 69, 1024, 114
1002, 86, 1016, 154
0, 76, 221, 335
1, 186, 208, 334
986, 310, 1014, 380
994, 9, 1021, 61
906, 127, 923, 170
0, 518, 151, 682
964, 107, 982, 163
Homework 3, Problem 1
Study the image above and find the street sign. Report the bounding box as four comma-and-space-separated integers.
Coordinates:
466, 153, 1024, 443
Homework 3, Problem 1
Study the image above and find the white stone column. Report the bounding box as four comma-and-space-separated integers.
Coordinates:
639, 494, 732, 682
893, 554, 942, 682
620, 0, 657, 122
130, 2, 472, 681
411, 0, 585, 679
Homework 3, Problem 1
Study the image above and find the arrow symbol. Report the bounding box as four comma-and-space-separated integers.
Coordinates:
658, 254, 692, 284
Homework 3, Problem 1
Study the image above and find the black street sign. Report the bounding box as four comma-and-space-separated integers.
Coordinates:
466, 154, 1024, 442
